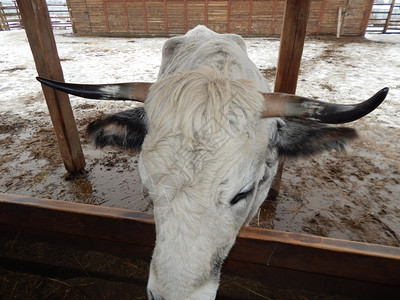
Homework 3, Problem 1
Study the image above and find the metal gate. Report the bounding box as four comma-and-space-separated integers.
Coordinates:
367, 0, 400, 33
0, 1, 71, 30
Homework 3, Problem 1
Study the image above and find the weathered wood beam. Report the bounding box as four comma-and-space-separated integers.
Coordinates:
16, 0, 85, 173
383, 0, 396, 33
269, 0, 312, 200
0, 193, 399, 298
363, 0, 375, 36
274, 0, 311, 93
316, 0, 326, 36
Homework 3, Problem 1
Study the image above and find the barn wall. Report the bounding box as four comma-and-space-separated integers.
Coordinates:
66, 0, 373, 37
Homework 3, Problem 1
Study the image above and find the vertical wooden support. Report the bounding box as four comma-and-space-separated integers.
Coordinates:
337, 7, 343, 38
183, 0, 188, 32
383, 0, 396, 33
316, 0, 326, 36
102, 0, 110, 33
66, 0, 77, 34
268, 0, 311, 200
142, 0, 148, 34
248, 0, 253, 34
16, 0, 85, 173
163, 0, 168, 33
205, 0, 209, 27
363, 0, 375, 36
274, 0, 311, 94
227, 0, 231, 33
13, 1, 23, 28
123, 0, 130, 33
271, 0, 278, 34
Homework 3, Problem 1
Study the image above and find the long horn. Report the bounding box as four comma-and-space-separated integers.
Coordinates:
36, 77, 152, 102
262, 88, 389, 124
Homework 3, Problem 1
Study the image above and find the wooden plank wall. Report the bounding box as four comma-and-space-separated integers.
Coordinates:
1, 193, 400, 298
66, 0, 374, 36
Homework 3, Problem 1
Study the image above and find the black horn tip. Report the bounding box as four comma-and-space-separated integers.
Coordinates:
378, 87, 389, 98
374, 87, 389, 101
311, 87, 389, 124
368, 87, 389, 111
36, 76, 47, 84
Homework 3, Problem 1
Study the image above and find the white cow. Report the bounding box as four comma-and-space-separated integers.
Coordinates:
38, 25, 388, 300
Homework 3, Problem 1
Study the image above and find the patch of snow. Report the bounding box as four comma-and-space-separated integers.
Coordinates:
1, 30, 399, 127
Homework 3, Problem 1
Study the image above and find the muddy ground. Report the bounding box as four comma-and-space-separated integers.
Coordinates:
0, 35, 399, 250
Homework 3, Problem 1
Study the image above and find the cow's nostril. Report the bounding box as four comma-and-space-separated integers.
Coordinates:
148, 289, 165, 300
148, 290, 155, 300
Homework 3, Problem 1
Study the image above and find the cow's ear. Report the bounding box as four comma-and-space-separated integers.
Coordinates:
270, 119, 358, 158
87, 107, 147, 151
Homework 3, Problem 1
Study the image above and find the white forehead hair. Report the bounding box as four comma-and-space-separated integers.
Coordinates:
145, 63, 264, 143
140, 62, 268, 205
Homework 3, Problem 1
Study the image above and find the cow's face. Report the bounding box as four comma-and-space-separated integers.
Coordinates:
36, 25, 387, 300
139, 68, 277, 299
141, 134, 269, 299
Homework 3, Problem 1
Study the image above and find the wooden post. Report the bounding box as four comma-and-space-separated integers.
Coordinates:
316, 0, 326, 36
383, 0, 396, 33
16, 0, 85, 173
268, 0, 311, 200
363, 0, 375, 36
337, 7, 343, 38
13, 1, 22, 28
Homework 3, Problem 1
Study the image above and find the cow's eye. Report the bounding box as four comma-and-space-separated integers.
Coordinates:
230, 186, 254, 205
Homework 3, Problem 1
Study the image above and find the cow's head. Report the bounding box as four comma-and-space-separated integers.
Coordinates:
37, 27, 388, 300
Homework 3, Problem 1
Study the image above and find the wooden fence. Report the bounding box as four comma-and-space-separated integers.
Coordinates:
0, 1, 71, 30
1, 193, 400, 298
367, 0, 400, 33
66, 0, 374, 37
2, 1, 400, 35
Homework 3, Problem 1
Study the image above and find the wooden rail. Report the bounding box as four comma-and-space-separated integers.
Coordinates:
1, 192, 399, 298
0, 1, 71, 30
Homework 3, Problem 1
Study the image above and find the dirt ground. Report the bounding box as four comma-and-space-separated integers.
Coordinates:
0, 35, 399, 249
255, 37, 400, 248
